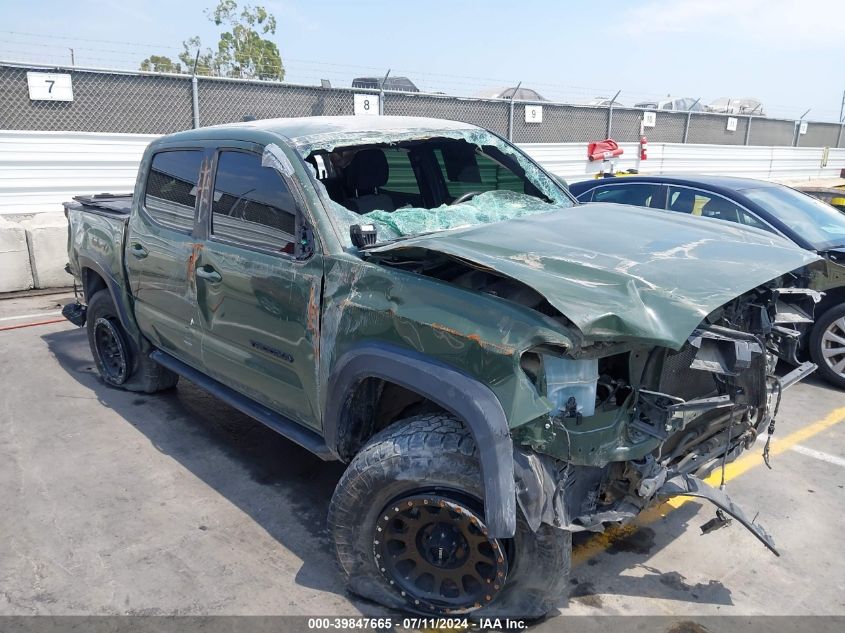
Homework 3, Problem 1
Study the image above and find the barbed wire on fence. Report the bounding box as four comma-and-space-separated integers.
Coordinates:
0, 58, 843, 150
1, 29, 842, 123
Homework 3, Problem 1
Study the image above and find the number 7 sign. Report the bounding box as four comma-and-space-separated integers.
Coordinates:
26, 72, 74, 101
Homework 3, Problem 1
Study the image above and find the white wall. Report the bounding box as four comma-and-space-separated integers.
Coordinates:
1, 130, 843, 217
1, 130, 844, 292
0, 130, 156, 216
521, 142, 845, 185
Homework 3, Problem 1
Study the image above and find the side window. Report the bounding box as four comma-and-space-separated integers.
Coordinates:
739, 209, 774, 232
592, 183, 662, 207
211, 150, 298, 253
668, 186, 749, 225
144, 150, 204, 232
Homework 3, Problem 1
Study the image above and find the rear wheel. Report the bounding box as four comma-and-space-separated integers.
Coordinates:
86, 289, 179, 393
328, 414, 571, 619
809, 303, 845, 389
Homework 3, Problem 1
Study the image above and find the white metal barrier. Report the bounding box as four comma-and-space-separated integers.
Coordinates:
521, 142, 845, 185
2, 131, 844, 216
1, 130, 844, 292
0, 130, 156, 216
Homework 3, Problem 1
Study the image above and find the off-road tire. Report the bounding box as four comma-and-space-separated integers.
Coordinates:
328, 414, 571, 619
86, 289, 179, 393
809, 302, 845, 390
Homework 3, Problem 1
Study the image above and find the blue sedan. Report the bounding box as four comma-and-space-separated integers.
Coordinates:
569, 174, 845, 389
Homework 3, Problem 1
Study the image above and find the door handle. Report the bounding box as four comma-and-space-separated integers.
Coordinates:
129, 243, 148, 259
196, 265, 222, 283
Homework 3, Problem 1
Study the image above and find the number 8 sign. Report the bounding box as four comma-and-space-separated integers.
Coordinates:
354, 93, 380, 116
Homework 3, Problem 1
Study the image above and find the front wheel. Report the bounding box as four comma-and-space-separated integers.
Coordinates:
809, 303, 845, 389
328, 414, 571, 619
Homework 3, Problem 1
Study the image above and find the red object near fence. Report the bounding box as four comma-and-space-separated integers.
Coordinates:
587, 139, 623, 162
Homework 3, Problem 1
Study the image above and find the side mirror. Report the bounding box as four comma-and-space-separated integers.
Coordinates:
350, 224, 377, 248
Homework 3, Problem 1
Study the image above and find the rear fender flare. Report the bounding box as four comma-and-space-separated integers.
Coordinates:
77, 255, 140, 341
325, 342, 517, 538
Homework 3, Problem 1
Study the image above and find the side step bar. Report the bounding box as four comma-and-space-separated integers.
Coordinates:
150, 350, 336, 461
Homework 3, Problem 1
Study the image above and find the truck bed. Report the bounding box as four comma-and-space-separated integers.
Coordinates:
66, 193, 133, 218
65, 194, 131, 293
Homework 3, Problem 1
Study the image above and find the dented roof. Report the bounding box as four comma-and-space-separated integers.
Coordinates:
170, 115, 478, 144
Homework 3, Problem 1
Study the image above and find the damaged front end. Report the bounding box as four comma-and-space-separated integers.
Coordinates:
513, 283, 820, 555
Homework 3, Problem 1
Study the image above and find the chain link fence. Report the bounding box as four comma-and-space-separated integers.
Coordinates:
2, 62, 844, 148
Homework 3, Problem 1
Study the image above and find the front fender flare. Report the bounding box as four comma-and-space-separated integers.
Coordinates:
325, 342, 517, 539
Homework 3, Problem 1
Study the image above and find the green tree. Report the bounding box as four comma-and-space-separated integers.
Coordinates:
139, 55, 182, 74
141, 1, 285, 80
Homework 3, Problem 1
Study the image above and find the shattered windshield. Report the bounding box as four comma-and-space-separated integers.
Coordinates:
293, 128, 572, 247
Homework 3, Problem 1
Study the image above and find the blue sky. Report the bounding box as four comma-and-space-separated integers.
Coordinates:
2, 0, 843, 121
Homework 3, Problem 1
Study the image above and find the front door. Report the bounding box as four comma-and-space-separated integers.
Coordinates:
195, 145, 323, 429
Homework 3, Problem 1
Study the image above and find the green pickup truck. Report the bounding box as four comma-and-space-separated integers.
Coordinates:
64, 116, 821, 618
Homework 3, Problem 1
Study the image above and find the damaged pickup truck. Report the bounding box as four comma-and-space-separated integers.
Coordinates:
64, 116, 822, 618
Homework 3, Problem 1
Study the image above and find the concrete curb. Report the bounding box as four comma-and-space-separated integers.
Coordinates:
0, 215, 34, 293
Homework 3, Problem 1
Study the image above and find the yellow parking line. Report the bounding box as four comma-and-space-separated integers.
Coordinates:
572, 406, 845, 566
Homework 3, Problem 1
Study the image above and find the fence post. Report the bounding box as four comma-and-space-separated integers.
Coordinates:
794, 109, 811, 148
379, 68, 390, 115
683, 111, 692, 143
508, 98, 515, 141
190, 51, 201, 129
507, 81, 521, 142
606, 90, 621, 139
744, 116, 752, 145
681, 98, 701, 144
191, 75, 200, 129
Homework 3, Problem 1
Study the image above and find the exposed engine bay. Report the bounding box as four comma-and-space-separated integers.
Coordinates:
373, 247, 821, 554
513, 280, 818, 555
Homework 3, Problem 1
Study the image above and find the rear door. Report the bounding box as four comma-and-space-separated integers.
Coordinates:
126, 147, 207, 368
195, 143, 324, 429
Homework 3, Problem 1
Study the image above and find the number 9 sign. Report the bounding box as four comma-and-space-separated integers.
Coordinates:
524, 105, 543, 123
354, 93, 380, 116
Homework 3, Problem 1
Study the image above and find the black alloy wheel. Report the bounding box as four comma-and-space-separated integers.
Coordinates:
92, 316, 129, 385
374, 493, 508, 614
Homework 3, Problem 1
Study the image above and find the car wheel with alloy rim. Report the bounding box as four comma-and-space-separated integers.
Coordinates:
809, 303, 845, 389
328, 413, 571, 619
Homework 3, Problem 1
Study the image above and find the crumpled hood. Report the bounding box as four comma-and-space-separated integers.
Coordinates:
368, 203, 821, 349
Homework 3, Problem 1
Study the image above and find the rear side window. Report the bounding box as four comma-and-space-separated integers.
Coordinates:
592, 183, 662, 207
668, 186, 773, 232
145, 150, 204, 232
211, 150, 298, 252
